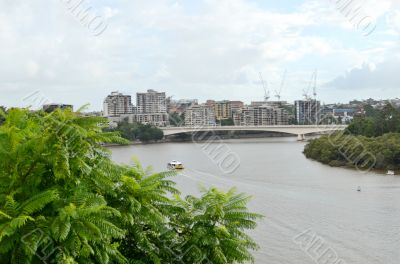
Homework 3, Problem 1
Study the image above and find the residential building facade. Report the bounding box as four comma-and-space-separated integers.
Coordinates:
295, 100, 321, 125
184, 104, 216, 127
135, 113, 170, 127
136, 89, 169, 126
137, 89, 167, 114
103, 92, 133, 117
230, 101, 244, 115
103, 90, 169, 127
233, 105, 289, 126
168, 99, 198, 114
233, 107, 255, 126
214, 100, 232, 120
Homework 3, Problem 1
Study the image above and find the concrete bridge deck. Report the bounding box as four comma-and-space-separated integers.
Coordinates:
161, 125, 347, 140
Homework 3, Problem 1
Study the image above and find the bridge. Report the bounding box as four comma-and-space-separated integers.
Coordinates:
161, 125, 348, 140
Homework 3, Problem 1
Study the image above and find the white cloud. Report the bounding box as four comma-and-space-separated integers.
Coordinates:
326, 56, 400, 90
387, 9, 400, 34
0, 0, 398, 109
26, 61, 40, 78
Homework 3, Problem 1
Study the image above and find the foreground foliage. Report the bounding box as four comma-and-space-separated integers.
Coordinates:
0, 109, 261, 263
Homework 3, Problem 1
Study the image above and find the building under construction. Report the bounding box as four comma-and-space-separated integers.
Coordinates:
295, 99, 321, 125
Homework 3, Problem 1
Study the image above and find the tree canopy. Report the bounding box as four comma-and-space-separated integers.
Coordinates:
304, 104, 400, 171
0, 108, 262, 263
304, 133, 400, 171
0, 107, 5, 125
346, 103, 400, 137
106, 120, 164, 142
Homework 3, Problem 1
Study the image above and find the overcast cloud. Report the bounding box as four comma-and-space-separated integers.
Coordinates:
0, 0, 399, 110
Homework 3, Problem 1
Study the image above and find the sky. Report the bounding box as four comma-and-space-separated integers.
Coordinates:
0, 0, 400, 110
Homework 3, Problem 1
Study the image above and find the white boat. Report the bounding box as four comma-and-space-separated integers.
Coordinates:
357, 186, 361, 192
387, 170, 395, 175
167, 160, 184, 170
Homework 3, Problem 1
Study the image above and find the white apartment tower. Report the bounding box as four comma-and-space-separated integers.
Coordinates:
184, 104, 216, 127
103, 91, 133, 117
136, 89, 167, 114
135, 89, 169, 127
233, 105, 289, 126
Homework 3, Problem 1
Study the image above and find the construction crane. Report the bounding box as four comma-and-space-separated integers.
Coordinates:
275, 69, 287, 102
259, 72, 270, 101
303, 69, 318, 101
312, 69, 318, 124
312, 69, 317, 100
302, 87, 311, 101
302, 69, 319, 125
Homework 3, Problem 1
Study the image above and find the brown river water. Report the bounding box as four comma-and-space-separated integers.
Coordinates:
110, 137, 400, 264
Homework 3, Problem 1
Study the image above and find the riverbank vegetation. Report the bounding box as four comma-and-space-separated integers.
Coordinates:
304, 133, 400, 170
105, 120, 164, 142
346, 104, 400, 137
304, 104, 400, 171
0, 109, 262, 263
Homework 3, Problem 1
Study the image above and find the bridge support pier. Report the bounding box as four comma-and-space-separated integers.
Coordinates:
297, 134, 306, 141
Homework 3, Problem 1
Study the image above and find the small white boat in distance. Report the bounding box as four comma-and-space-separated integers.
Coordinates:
387, 170, 395, 175
357, 186, 361, 192
167, 160, 184, 170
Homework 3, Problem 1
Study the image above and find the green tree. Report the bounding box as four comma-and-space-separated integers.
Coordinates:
346, 103, 400, 137
106, 121, 164, 142
304, 132, 400, 171
172, 188, 262, 263
0, 109, 261, 263
376, 103, 400, 135
363, 104, 378, 118
0, 109, 128, 263
0, 107, 5, 125
346, 117, 375, 137
220, 118, 234, 126
150, 126, 164, 141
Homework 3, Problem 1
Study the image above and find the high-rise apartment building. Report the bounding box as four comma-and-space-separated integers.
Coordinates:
103, 90, 169, 127
134, 113, 170, 127
230, 101, 244, 114
136, 89, 169, 126
214, 100, 232, 120
205, 100, 216, 108
184, 104, 216, 127
251, 101, 288, 108
233, 107, 255, 126
168, 99, 198, 114
295, 100, 321, 125
233, 105, 289, 126
136, 89, 167, 114
103, 92, 133, 117
275, 108, 289, 125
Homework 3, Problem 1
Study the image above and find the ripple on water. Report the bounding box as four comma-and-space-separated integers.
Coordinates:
110, 138, 400, 264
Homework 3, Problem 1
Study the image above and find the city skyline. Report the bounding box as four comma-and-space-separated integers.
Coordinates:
1, 0, 400, 110
101, 89, 394, 128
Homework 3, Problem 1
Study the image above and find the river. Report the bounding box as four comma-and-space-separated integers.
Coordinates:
110, 137, 400, 264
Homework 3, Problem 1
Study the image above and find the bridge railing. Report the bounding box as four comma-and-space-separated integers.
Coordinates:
161, 125, 348, 129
